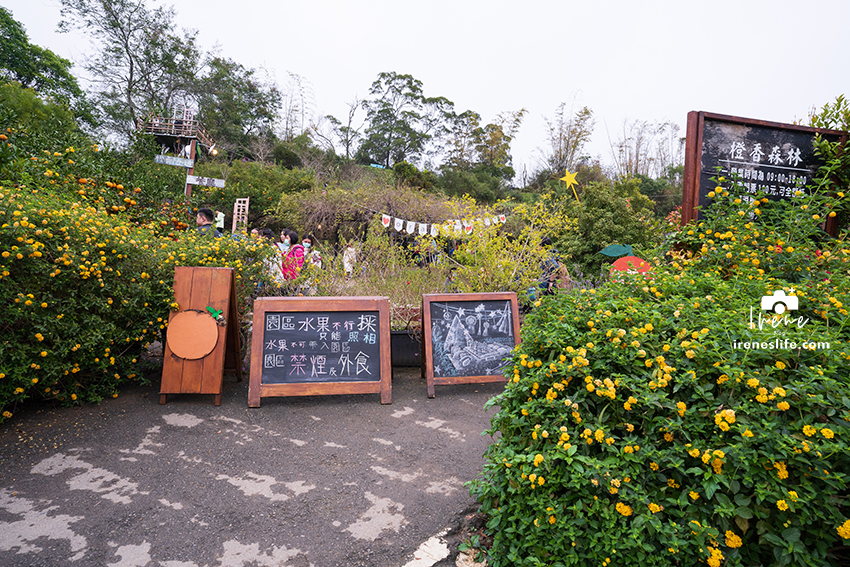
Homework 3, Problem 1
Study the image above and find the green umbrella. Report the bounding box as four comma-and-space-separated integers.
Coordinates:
598, 244, 633, 257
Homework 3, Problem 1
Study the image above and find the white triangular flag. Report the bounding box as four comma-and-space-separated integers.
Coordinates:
382, 214, 391, 228
394, 217, 404, 231
406, 220, 416, 234
431, 224, 439, 237
418, 222, 427, 235
484, 218, 491, 227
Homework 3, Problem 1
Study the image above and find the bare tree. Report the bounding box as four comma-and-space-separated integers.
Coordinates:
280, 72, 314, 141
317, 97, 362, 159
248, 134, 276, 164
608, 119, 685, 179
541, 103, 595, 174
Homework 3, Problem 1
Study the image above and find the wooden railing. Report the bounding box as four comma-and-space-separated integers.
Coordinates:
136, 113, 216, 149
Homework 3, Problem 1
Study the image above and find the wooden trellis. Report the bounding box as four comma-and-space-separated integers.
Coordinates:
232, 198, 249, 234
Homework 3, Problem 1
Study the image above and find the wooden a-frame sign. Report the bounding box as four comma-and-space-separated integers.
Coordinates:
160, 266, 242, 405
422, 292, 520, 398
248, 296, 392, 407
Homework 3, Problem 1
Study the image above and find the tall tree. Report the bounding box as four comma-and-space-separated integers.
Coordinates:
356, 72, 455, 168
194, 56, 281, 159
444, 110, 482, 171
474, 108, 527, 181
608, 119, 683, 179
0, 7, 89, 120
58, 0, 201, 138
280, 72, 314, 142
542, 103, 595, 174
318, 97, 361, 159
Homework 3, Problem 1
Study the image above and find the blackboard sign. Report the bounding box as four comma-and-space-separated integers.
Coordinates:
248, 297, 391, 406
682, 112, 846, 232
422, 292, 520, 398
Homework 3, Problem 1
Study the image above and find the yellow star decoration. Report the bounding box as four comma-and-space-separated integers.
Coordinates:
560, 169, 578, 188
560, 170, 580, 203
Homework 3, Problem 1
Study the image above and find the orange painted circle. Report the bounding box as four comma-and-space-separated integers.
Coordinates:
610, 255, 651, 274
166, 310, 219, 360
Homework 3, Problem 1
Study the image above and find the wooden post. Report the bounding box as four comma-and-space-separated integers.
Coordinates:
184, 139, 197, 197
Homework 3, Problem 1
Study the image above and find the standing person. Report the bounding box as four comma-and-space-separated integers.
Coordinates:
342, 241, 357, 278
301, 234, 322, 269
281, 229, 305, 280
275, 229, 291, 255
259, 229, 286, 285
196, 208, 222, 237
215, 210, 225, 233
538, 236, 561, 297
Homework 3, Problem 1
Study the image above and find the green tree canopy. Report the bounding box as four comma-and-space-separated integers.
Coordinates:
0, 7, 90, 123
195, 56, 282, 159
356, 71, 455, 168
58, 0, 202, 137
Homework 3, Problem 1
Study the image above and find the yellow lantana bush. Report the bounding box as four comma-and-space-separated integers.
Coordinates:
0, 187, 277, 421
471, 174, 850, 565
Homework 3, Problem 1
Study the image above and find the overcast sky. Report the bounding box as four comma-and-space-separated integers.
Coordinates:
5, 0, 849, 180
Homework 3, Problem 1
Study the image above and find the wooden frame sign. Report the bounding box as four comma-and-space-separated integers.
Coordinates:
248, 297, 392, 407
682, 111, 846, 233
422, 292, 520, 398
160, 266, 242, 406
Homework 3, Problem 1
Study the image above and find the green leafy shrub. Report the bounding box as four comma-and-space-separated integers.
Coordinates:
470, 176, 850, 565
554, 178, 661, 276
0, 137, 279, 421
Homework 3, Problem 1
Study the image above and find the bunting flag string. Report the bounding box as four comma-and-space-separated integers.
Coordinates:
379, 212, 507, 237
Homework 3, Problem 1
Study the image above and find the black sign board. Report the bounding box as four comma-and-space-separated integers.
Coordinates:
422, 292, 520, 398
683, 111, 846, 231
249, 297, 391, 406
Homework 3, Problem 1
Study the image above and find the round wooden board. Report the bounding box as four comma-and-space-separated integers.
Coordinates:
166, 310, 219, 360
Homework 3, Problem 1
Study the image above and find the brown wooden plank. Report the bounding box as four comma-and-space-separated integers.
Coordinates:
180, 268, 213, 394
199, 269, 229, 394
260, 382, 383, 398
160, 267, 195, 394
224, 269, 242, 381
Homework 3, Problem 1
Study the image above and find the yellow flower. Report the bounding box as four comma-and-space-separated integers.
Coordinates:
838, 519, 850, 539
777, 401, 790, 411
689, 491, 699, 500
822, 428, 835, 439
776, 500, 789, 511
2, 411, 11, 419
803, 425, 816, 436
615, 502, 632, 516
775, 360, 787, 370
725, 530, 743, 548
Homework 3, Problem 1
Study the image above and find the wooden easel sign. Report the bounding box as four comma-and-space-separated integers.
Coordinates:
248, 296, 392, 407
422, 292, 520, 398
160, 266, 242, 405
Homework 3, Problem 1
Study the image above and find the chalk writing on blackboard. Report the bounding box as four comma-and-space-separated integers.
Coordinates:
261, 311, 381, 384
698, 119, 834, 215
683, 112, 846, 227
429, 300, 515, 378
